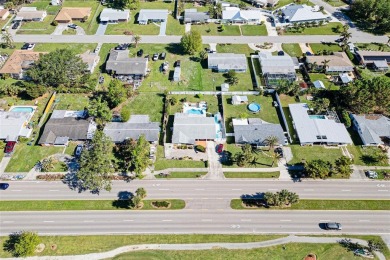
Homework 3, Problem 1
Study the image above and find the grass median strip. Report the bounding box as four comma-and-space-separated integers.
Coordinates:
231, 199, 390, 210
0, 200, 185, 211
155, 172, 208, 178
224, 172, 280, 178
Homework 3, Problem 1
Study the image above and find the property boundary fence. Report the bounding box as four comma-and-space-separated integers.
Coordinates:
273, 91, 292, 143
169, 91, 260, 95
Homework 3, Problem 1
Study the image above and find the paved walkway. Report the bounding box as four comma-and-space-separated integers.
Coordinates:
4, 235, 384, 260
0, 156, 11, 174
264, 19, 278, 36
159, 21, 167, 36
95, 23, 107, 35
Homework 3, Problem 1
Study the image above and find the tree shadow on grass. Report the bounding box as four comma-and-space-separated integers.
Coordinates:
112, 191, 134, 209
165, 43, 185, 55
240, 192, 267, 208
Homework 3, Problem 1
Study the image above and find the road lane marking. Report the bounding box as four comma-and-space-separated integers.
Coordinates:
232, 189, 242, 191
202, 219, 212, 222
162, 220, 172, 222
341, 190, 351, 191
123, 220, 134, 222
3, 221, 14, 223
304, 189, 314, 191
195, 189, 205, 191
378, 190, 388, 192
241, 219, 251, 222
158, 188, 170, 191
49, 190, 59, 192
43, 221, 54, 223
280, 220, 292, 222
83, 220, 94, 223
359, 220, 370, 222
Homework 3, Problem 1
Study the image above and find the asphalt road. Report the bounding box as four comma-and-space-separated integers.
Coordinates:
12, 34, 389, 44
2, 180, 389, 201
0, 210, 389, 235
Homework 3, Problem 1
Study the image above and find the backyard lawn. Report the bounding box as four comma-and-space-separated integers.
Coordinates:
223, 95, 280, 133
26, 0, 51, 10
309, 43, 342, 53
154, 145, 206, 171
54, 94, 90, 110
122, 93, 164, 122
284, 22, 342, 35
192, 24, 241, 36
282, 43, 303, 57
17, 15, 56, 35
241, 24, 267, 36
309, 73, 338, 89
33, 43, 97, 54
168, 94, 219, 115
288, 145, 344, 165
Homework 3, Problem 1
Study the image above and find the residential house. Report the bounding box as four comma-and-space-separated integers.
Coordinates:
208, 53, 247, 73
0, 8, 10, 20
173, 66, 181, 82
78, 50, 100, 73
0, 50, 45, 79
100, 8, 130, 23
258, 52, 296, 87
280, 4, 330, 24
250, 0, 279, 7
172, 113, 221, 144
184, 9, 209, 24
222, 7, 263, 24
356, 51, 390, 71
350, 114, 390, 146
233, 118, 286, 147
104, 115, 160, 144
137, 9, 168, 25
15, 7, 47, 22
105, 49, 148, 78
38, 110, 96, 146
289, 103, 352, 145
0, 106, 36, 141
306, 52, 354, 74
231, 95, 248, 105
55, 7, 91, 23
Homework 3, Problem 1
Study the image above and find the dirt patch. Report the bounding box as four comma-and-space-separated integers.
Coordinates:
51, 244, 57, 251
304, 253, 317, 260
35, 243, 45, 253
151, 201, 171, 209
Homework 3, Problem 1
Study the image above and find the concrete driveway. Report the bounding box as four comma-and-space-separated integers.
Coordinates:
52, 24, 86, 35
95, 23, 108, 35
159, 21, 167, 36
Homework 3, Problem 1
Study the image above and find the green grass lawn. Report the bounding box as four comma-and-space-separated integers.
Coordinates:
63, 0, 101, 35
224, 172, 280, 178
223, 144, 274, 168
52, 161, 67, 172
285, 22, 343, 35
154, 145, 206, 171
62, 29, 77, 35
5, 145, 63, 172
0, 234, 284, 258
155, 172, 207, 178
216, 44, 255, 55
168, 94, 219, 114
54, 93, 90, 110
309, 73, 338, 89
348, 145, 389, 166
33, 43, 97, 54
231, 199, 390, 210
241, 24, 267, 36
310, 43, 343, 53
0, 199, 185, 211
326, 0, 347, 7
123, 93, 164, 122
112, 243, 364, 260
223, 95, 280, 133
165, 15, 185, 35
355, 43, 390, 52
376, 170, 390, 180
282, 43, 303, 57
64, 142, 77, 156
289, 145, 344, 165
26, 0, 50, 10
192, 23, 241, 36
17, 15, 56, 35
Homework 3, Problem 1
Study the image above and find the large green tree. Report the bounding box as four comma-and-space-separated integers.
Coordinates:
27, 49, 89, 88
119, 135, 150, 177
88, 96, 112, 125
76, 130, 114, 192
106, 79, 127, 108
334, 156, 353, 177
4, 231, 40, 257
350, 0, 390, 33
180, 30, 203, 55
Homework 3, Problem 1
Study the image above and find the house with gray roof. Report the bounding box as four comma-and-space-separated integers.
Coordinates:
233, 118, 286, 146
38, 110, 96, 146
289, 103, 352, 145
356, 51, 390, 71
100, 8, 130, 23
106, 49, 148, 77
172, 113, 219, 144
137, 9, 168, 24
280, 4, 330, 24
15, 7, 47, 22
208, 53, 247, 73
184, 9, 209, 24
104, 115, 160, 144
350, 114, 390, 146
258, 52, 296, 87
306, 52, 354, 74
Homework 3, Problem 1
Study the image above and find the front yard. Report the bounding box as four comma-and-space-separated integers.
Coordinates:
191, 23, 241, 36
282, 43, 303, 57
63, 0, 102, 35
288, 145, 344, 165
309, 43, 343, 53
17, 15, 56, 35
222, 144, 274, 168
240, 24, 267, 36
284, 22, 343, 35
154, 145, 207, 171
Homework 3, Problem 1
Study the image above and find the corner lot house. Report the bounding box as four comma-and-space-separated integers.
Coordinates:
78, 51, 100, 73
15, 7, 47, 22
0, 50, 45, 79
0, 8, 10, 20
137, 9, 168, 25
350, 114, 390, 146
39, 110, 96, 146
104, 115, 160, 144
289, 103, 352, 145
208, 53, 247, 73
0, 106, 37, 141
222, 7, 263, 24
258, 52, 296, 87
233, 118, 286, 147
356, 51, 390, 71
106, 49, 148, 78
55, 7, 91, 23
100, 8, 130, 23
184, 9, 209, 24
280, 4, 329, 23
306, 52, 354, 74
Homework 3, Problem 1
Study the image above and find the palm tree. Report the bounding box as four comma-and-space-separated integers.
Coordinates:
265, 136, 279, 151
1, 32, 15, 49
321, 59, 330, 73
215, 3, 222, 19
270, 151, 282, 167
135, 187, 147, 199
229, 76, 239, 85
311, 61, 318, 71
263, 192, 276, 207
133, 34, 141, 48
287, 192, 299, 205
342, 24, 350, 33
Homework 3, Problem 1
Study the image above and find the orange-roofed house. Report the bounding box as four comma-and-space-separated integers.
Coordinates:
0, 50, 46, 79
0, 9, 10, 20
55, 7, 91, 23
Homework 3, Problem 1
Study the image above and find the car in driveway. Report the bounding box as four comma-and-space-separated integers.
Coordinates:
0, 183, 9, 190
74, 144, 83, 158
137, 49, 144, 57
274, 147, 283, 157
68, 24, 78, 29
325, 222, 342, 230
12, 22, 20, 30
5, 141, 16, 154
278, 51, 285, 56
21, 43, 35, 50
216, 144, 223, 154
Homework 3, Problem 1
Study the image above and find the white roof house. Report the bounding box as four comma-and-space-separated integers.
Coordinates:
222, 8, 263, 24
281, 4, 330, 23
0, 110, 34, 141
258, 52, 297, 86
289, 103, 352, 145
208, 53, 247, 72
100, 8, 130, 23
137, 9, 168, 24
350, 114, 390, 146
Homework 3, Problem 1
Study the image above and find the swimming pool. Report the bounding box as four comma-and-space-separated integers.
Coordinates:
187, 109, 204, 115
10, 106, 34, 113
248, 103, 261, 113
309, 115, 326, 119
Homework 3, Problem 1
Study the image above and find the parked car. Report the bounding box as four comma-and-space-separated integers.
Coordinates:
21, 43, 35, 50
5, 141, 16, 154
305, 51, 313, 56
74, 144, 83, 158
99, 76, 104, 84
216, 144, 223, 154
152, 53, 159, 61
278, 51, 285, 56
12, 22, 20, 30
174, 60, 181, 67
274, 147, 283, 157
0, 183, 9, 190
325, 222, 342, 230
115, 44, 129, 50
137, 49, 144, 57
365, 170, 378, 179
160, 52, 166, 60
68, 24, 78, 29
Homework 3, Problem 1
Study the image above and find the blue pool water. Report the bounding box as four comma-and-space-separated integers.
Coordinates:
187, 109, 203, 115
309, 115, 326, 119
10, 107, 34, 113
248, 103, 261, 112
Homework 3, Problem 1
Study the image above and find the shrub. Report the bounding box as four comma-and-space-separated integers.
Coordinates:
18, 137, 29, 143
51, 20, 58, 26
152, 200, 170, 208
196, 145, 206, 152
36, 174, 65, 181
4, 231, 40, 257
120, 107, 131, 122
341, 110, 351, 128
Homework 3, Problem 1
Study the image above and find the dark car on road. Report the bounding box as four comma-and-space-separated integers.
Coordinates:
325, 222, 342, 230
0, 183, 9, 190
216, 144, 224, 154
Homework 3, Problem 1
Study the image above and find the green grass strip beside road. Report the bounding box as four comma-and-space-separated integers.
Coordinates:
231, 199, 390, 210
155, 172, 208, 178
0, 200, 185, 211
224, 172, 280, 178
